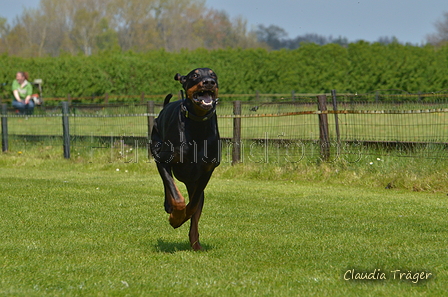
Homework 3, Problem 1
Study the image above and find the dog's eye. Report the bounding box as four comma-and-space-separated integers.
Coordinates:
192, 73, 200, 79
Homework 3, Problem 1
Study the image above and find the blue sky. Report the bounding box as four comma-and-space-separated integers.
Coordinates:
2, 0, 447, 44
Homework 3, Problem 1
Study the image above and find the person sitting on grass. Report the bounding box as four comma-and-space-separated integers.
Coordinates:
12, 71, 34, 115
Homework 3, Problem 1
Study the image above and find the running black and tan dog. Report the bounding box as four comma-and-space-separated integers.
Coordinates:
150, 68, 220, 251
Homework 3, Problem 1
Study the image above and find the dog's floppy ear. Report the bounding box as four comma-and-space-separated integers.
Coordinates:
174, 73, 186, 84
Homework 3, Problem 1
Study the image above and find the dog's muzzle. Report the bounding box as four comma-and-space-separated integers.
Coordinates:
193, 90, 216, 108
192, 79, 218, 110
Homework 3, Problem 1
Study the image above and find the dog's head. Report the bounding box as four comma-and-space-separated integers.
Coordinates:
175, 68, 219, 112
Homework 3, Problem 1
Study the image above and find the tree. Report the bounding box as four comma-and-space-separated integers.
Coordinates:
0, 17, 11, 53
224, 15, 260, 48
376, 36, 400, 45
199, 10, 259, 49
255, 24, 288, 50
427, 11, 448, 45
70, 8, 101, 55
21, 7, 49, 57
286, 33, 330, 49
112, 0, 160, 52
153, 0, 206, 51
254, 24, 352, 50
0, 0, 262, 55
95, 18, 120, 51
37, 0, 72, 56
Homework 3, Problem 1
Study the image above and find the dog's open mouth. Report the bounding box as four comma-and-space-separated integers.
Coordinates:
193, 90, 216, 109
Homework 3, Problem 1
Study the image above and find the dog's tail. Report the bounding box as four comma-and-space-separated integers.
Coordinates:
163, 94, 173, 107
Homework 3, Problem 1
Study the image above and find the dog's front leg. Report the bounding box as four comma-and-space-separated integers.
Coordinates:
184, 170, 214, 250
184, 170, 213, 220
156, 163, 187, 228
189, 192, 204, 251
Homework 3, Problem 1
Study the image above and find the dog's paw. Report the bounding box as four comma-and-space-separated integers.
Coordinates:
169, 208, 187, 228
191, 241, 202, 251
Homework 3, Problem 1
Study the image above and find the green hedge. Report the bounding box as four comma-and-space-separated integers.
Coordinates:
1, 42, 447, 100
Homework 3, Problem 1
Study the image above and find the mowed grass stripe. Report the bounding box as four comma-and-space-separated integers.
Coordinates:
0, 163, 446, 296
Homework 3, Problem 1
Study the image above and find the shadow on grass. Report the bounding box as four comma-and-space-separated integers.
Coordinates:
155, 239, 213, 253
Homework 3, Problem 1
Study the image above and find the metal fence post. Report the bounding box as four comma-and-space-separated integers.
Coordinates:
317, 95, 330, 161
1, 104, 8, 152
62, 101, 70, 159
232, 100, 241, 165
147, 100, 155, 160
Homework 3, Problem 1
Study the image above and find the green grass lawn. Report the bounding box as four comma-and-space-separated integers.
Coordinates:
0, 156, 446, 296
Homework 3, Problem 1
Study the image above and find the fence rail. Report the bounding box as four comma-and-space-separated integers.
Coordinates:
1, 91, 447, 162
3, 90, 448, 105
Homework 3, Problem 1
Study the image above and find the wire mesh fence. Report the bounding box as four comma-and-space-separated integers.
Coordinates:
1, 92, 447, 163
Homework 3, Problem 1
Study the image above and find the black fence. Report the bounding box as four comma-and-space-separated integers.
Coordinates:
1, 91, 447, 163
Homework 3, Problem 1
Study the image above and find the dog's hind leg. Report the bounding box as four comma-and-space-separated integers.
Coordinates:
156, 163, 187, 228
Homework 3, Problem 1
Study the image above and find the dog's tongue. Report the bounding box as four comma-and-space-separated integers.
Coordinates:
198, 93, 213, 105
